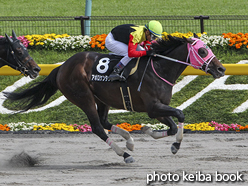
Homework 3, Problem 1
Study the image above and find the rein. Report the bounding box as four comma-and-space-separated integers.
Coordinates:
151, 39, 215, 86
151, 59, 174, 86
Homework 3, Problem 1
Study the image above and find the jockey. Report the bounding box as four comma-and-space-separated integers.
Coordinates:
105, 20, 163, 81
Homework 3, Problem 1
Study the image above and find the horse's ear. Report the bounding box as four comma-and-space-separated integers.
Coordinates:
182, 36, 187, 41
193, 33, 199, 39
12, 30, 18, 40
183, 36, 191, 42
184, 37, 194, 44
5, 33, 13, 43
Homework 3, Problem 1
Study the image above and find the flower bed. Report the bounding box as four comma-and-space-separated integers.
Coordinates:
116, 122, 142, 131
223, 32, 248, 49
2, 31, 248, 51
184, 121, 244, 132
19, 33, 106, 51
0, 122, 247, 133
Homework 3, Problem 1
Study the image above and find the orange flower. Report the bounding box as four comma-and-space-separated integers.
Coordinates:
0, 124, 10, 131
237, 124, 248, 131
224, 32, 248, 49
235, 44, 241, 49
90, 34, 107, 50
229, 39, 236, 44
240, 126, 245, 130
116, 123, 142, 131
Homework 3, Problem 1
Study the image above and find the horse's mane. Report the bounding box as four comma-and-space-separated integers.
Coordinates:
151, 35, 186, 54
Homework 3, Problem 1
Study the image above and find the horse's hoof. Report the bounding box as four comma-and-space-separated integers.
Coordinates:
171, 142, 181, 154
126, 137, 134, 151
124, 156, 135, 163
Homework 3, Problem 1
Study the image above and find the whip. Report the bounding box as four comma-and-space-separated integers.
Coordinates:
137, 56, 151, 92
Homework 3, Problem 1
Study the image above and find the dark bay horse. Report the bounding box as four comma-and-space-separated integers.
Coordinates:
4, 35, 225, 163
0, 30, 40, 78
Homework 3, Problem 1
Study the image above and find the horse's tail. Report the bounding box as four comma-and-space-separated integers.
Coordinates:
4, 66, 61, 112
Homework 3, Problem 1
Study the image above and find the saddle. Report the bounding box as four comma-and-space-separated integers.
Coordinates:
91, 54, 139, 111
91, 54, 140, 82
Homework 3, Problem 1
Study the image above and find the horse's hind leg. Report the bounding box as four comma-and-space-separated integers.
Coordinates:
96, 100, 134, 151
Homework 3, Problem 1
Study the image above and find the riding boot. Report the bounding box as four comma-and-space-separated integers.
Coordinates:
108, 63, 126, 81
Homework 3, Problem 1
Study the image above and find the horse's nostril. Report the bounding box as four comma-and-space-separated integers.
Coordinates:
34, 66, 41, 73
218, 66, 226, 73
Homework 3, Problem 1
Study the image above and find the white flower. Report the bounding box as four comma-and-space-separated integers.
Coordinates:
200, 34, 229, 48
42, 35, 91, 51
141, 123, 169, 130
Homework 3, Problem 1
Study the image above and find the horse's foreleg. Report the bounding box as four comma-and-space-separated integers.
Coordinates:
111, 125, 134, 151
171, 122, 184, 154
141, 126, 169, 139
61, 88, 134, 163
86, 109, 135, 163
92, 126, 134, 163
141, 116, 178, 139
146, 103, 185, 154
96, 100, 134, 151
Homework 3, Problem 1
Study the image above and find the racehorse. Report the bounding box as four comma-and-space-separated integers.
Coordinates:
0, 30, 40, 78
4, 34, 226, 163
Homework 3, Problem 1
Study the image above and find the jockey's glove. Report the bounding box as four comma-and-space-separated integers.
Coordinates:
146, 50, 155, 56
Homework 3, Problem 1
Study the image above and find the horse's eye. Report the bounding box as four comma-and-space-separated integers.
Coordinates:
198, 48, 208, 58
16, 48, 23, 55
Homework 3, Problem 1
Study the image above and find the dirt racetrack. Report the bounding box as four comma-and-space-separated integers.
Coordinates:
0, 132, 247, 186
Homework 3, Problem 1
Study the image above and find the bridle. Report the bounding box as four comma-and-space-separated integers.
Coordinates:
0, 37, 33, 76
187, 38, 215, 72
151, 38, 216, 86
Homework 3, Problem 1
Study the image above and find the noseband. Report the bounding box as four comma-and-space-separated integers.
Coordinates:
152, 38, 216, 86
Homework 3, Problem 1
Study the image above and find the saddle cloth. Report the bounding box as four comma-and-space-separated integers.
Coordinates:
91, 54, 140, 82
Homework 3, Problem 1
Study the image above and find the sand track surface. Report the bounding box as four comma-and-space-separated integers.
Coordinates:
0, 133, 247, 186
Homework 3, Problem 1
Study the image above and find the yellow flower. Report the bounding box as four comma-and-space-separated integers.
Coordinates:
162, 31, 203, 39
184, 122, 215, 131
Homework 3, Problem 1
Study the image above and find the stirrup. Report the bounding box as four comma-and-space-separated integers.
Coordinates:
109, 74, 126, 81
119, 74, 126, 81
109, 74, 120, 81
108, 65, 125, 81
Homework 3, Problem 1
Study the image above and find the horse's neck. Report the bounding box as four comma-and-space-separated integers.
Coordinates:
0, 61, 5, 68
0, 44, 7, 68
157, 44, 188, 84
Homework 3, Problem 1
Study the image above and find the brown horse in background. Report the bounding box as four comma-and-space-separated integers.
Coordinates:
0, 30, 40, 78
4, 35, 225, 163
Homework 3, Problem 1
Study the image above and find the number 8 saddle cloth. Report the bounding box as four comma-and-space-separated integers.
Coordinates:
91, 54, 140, 82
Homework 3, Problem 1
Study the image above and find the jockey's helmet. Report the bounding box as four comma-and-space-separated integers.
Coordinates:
145, 20, 163, 38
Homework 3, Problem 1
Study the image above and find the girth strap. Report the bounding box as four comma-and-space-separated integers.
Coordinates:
120, 82, 134, 111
